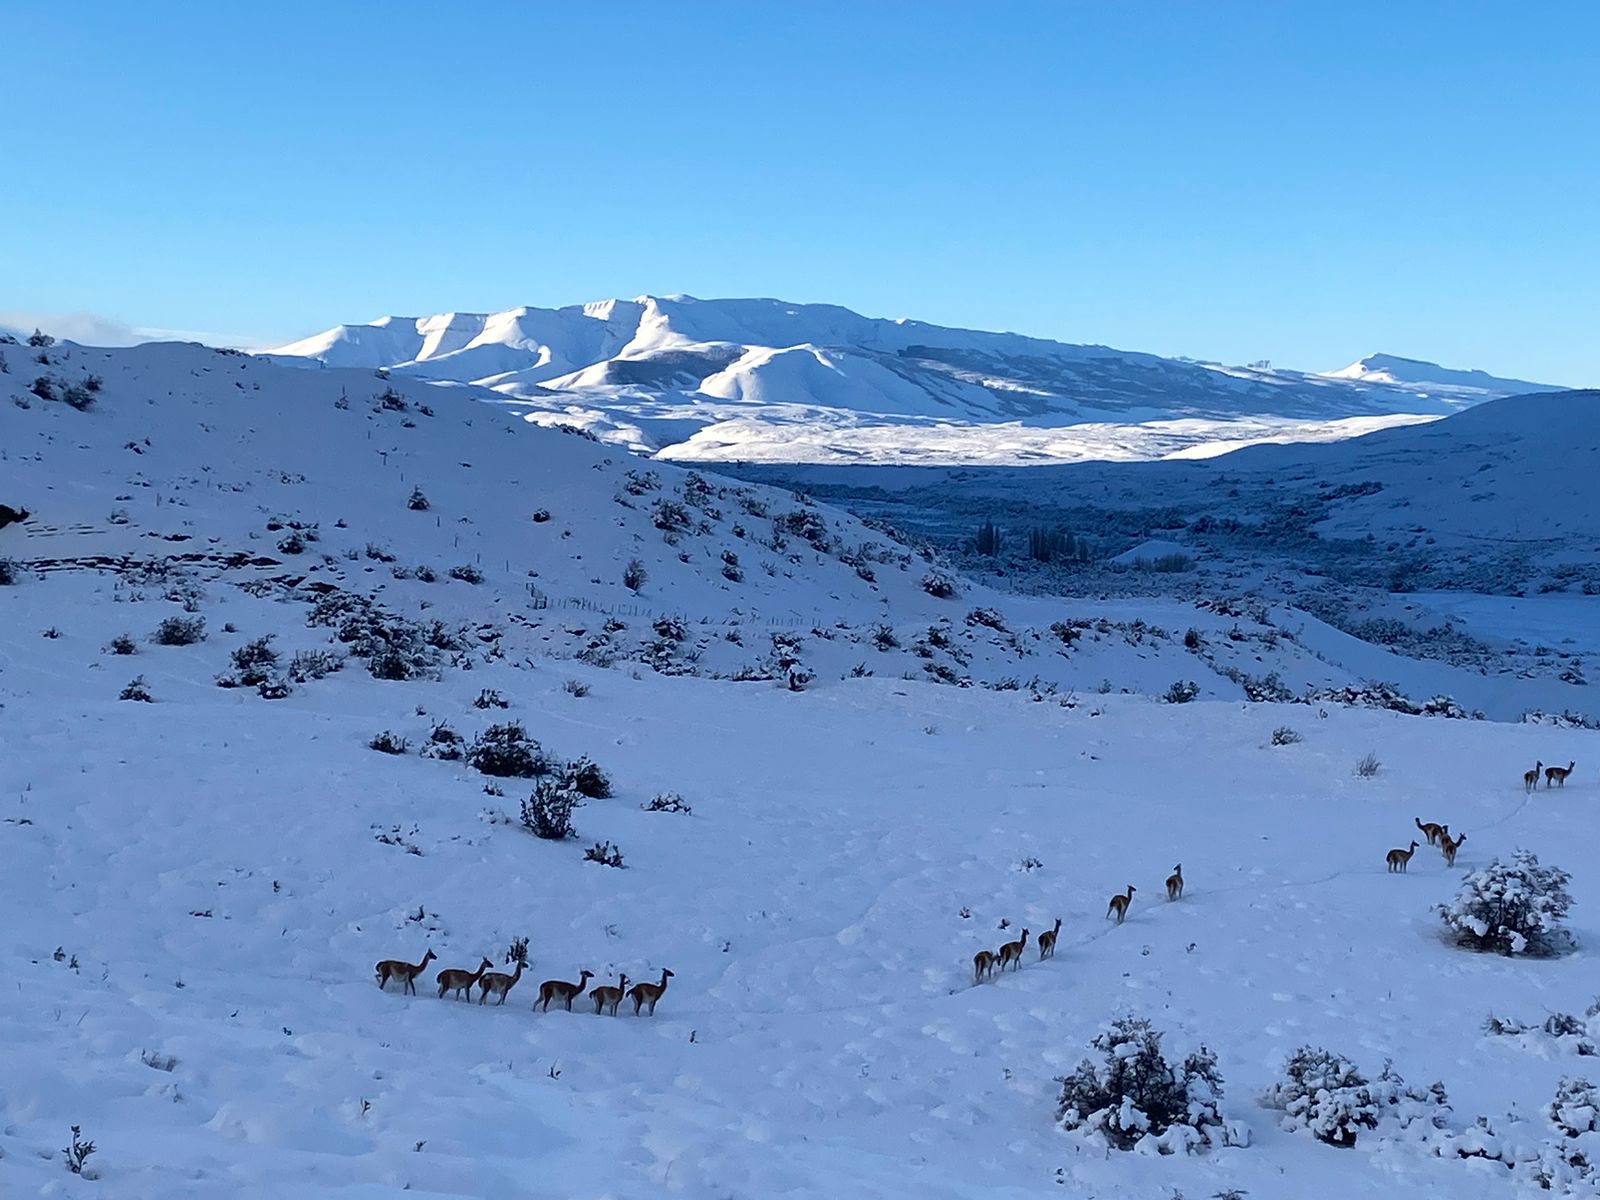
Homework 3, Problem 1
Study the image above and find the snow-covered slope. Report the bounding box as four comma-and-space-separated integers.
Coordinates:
262, 296, 1568, 465
6, 336, 1600, 1199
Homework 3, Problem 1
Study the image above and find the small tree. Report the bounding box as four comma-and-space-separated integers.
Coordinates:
974, 519, 1002, 556
407, 486, 430, 511
1055, 1017, 1231, 1154
119, 675, 154, 702
1436, 850, 1573, 956
623, 558, 648, 592
28, 328, 55, 348
521, 778, 580, 839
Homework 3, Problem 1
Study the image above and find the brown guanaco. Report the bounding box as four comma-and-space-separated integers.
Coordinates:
1165, 864, 1184, 901
972, 949, 996, 984
1037, 918, 1062, 960
536, 969, 594, 1012
375, 948, 435, 995
996, 929, 1030, 971
1440, 829, 1465, 868
1546, 761, 1575, 789
591, 974, 629, 1015
1524, 762, 1543, 794
628, 968, 675, 1016
478, 956, 526, 1006
1414, 818, 1447, 847
1386, 840, 1419, 873
1106, 886, 1135, 924
436, 956, 492, 1001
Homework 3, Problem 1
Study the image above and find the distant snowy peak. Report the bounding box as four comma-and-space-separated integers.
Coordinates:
261, 297, 1570, 462
1322, 353, 1560, 397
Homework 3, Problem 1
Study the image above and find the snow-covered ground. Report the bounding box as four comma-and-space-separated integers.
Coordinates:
5, 336, 1600, 1198
259, 296, 1566, 465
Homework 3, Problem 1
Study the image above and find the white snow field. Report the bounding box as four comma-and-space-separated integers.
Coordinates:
3, 337, 1600, 1198
261, 296, 1566, 465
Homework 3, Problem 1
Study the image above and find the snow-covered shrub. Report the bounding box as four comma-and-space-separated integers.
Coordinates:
1271, 725, 1303, 745
562, 678, 590, 698
420, 721, 464, 762
287, 648, 342, 682
29, 375, 56, 401
217, 636, 279, 688
653, 616, 688, 643
256, 677, 293, 700
448, 563, 483, 584
27, 328, 54, 348
623, 558, 647, 592
1054, 1017, 1233, 1154
107, 633, 137, 655
652, 499, 691, 532
277, 531, 306, 555
560, 756, 612, 799
582, 840, 624, 868
407, 486, 430, 511
520, 778, 580, 840
60, 381, 95, 411
1263, 1046, 1380, 1147
1353, 751, 1382, 778
1164, 680, 1200, 704
307, 592, 438, 681
369, 730, 409, 755
467, 723, 551, 778
63, 1124, 95, 1175
774, 508, 832, 551
768, 631, 811, 691
1436, 850, 1573, 957
152, 615, 206, 646
642, 792, 692, 814
473, 687, 508, 709
119, 676, 153, 703
871, 624, 900, 651
965, 607, 1007, 631
919, 570, 958, 599
377, 385, 408, 412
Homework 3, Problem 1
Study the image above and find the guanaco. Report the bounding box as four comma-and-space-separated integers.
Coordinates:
972, 949, 997, 984
1106, 886, 1136, 924
1038, 918, 1063, 960
1546, 761, 1575, 789
1524, 762, 1543, 794
1414, 818, 1447, 847
375, 948, 435, 995
628, 968, 675, 1016
996, 929, 1030, 971
1440, 829, 1466, 868
1165, 864, 1184, 901
591, 974, 629, 1015
536, 969, 594, 1012
436, 956, 493, 1001
478, 956, 526, 1006
1386, 840, 1419, 873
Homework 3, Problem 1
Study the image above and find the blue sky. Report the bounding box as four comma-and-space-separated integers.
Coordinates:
2, 2, 1596, 383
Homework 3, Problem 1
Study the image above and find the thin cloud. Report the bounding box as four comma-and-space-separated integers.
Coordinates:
0, 310, 266, 349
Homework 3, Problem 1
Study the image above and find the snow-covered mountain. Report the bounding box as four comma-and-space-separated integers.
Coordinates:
263, 296, 1567, 465
1321, 352, 1556, 397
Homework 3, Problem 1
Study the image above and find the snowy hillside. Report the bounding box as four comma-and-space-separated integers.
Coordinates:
6, 336, 1600, 1199
262, 296, 1567, 465
1324, 353, 1557, 398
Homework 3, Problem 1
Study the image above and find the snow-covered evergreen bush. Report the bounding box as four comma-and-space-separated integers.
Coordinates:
623, 558, 647, 592
368, 730, 408, 755
152, 615, 206, 646
407, 486, 429, 511
1262, 1046, 1380, 1147
107, 633, 137, 656
217, 636, 279, 688
520, 778, 580, 840
119, 676, 153, 703
0, 557, 19, 586
560, 756, 612, 799
919, 570, 958, 599
1436, 850, 1573, 957
466, 723, 551, 779
1163, 680, 1200, 704
1054, 1017, 1236, 1154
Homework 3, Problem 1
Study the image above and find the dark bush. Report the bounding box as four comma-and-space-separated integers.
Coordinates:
407, 487, 430, 511
152, 615, 206, 646
369, 730, 409, 755
520, 778, 580, 840
119, 676, 154, 702
107, 633, 137, 655
623, 558, 648, 592
561, 756, 612, 799
582, 840, 625, 868
467, 723, 551, 778
448, 564, 483, 584
642, 792, 692, 814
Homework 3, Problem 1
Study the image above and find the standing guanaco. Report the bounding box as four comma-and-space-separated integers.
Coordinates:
478, 955, 526, 1006
1037, 918, 1062, 960
1546, 761, 1575, 789
591, 974, 629, 1015
436, 956, 493, 1001
1524, 762, 1543, 794
375, 948, 436, 995
628, 968, 675, 1016
1414, 818, 1447, 847
1386, 840, 1419, 873
1165, 864, 1184, 901
996, 929, 1030, 971
1440, 829, 1466, 868
1106, 886, 1136, 924
972, 949, 996, 984
536, 969, 594, 1012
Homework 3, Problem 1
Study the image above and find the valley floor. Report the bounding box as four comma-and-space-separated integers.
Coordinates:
4, 570, 1599, 1198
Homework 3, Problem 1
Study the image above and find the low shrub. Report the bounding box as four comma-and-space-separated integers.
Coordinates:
152, 615, 206, 646
369, 730, 409, 755
520, 778, 580, 840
